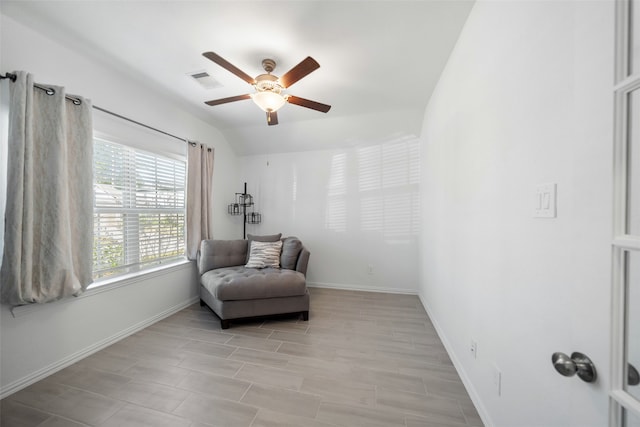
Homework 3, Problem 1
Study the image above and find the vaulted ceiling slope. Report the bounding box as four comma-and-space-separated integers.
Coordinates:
1, 1, 474, 155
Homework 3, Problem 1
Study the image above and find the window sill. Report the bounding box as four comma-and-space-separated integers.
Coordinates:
88, 259, 192, 290
9, 259, 194, 318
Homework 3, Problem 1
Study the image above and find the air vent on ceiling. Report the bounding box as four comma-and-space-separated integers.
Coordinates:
188, 70, 222, 90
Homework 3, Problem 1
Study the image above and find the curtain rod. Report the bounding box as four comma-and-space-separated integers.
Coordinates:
92, 105, 190, 145
1, 72, 203, 148
1, 71, 82, 105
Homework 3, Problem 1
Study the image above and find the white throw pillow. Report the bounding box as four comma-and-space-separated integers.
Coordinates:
245, 240, 283, 268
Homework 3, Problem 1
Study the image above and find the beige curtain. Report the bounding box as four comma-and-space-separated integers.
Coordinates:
186, 142, 214, 260
0, 71, 93, 305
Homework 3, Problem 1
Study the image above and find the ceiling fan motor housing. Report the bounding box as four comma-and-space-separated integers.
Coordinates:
255, 74, 283, 94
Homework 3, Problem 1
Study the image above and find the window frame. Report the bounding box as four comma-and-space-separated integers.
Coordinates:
91, 135, 187, 284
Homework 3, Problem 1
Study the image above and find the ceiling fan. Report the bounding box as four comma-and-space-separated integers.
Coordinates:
202, 52, 331, 126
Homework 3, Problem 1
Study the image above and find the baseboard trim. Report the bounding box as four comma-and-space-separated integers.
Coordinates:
417, 294, 494, 427
0, 296, 199, 400
307, 281, 418, 295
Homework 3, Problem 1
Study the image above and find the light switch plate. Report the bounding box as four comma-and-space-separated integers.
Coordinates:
493, 364, 502, 396
534, 183, 556, 218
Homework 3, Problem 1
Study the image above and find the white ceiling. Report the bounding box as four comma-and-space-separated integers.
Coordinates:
2, 1, 474, 156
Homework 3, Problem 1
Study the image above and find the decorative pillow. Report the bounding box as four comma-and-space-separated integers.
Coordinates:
280, 237, 303, 270
245, 240, 283, 269
246, 233, 282, 262
247, 233, 282, 242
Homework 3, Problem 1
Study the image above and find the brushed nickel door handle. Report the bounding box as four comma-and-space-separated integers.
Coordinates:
551, 352, 597, 383
629, 363, 639, 386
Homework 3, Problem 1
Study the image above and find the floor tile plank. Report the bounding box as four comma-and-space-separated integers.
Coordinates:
300, 376, 376, 407
234, 363, 304, 391
0, 399, 52, 427
250, 408, 336, 427
100, 403, 191, 427
240, 383, 321, 418
172, 393, 258, 426
176, 370, 251, 401
105, 380, 189, 413
316, 401, 406, 427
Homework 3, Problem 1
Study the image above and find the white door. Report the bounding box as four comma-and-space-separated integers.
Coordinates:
611, 1, 640, 424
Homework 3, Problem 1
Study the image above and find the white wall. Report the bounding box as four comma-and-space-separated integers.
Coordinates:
240, 133, 420, 293
419, 1, 613, 426
0, 14, 239, 396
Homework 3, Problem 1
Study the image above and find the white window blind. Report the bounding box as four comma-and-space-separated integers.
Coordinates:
93, 137, 186, 279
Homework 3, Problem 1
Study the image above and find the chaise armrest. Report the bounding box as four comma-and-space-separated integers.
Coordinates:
296, 248, 310, 276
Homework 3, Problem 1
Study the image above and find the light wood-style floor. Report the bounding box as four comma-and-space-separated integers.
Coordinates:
1, 287, 484, 427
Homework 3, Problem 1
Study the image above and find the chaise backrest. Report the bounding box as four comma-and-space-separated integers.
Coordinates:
197, 237, 311, 276
198, 239, 248, 275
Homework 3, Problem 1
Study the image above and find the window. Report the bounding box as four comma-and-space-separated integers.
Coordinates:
93, 137, 186, 280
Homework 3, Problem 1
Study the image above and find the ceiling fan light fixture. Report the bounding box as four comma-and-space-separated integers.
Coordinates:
251, 91, 287, 112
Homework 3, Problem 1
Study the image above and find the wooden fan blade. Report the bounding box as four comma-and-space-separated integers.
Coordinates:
203, 52, 255, 85
280, 57, 320, 88
287, 95, 331, 113
205, 94, 251, 106
267, 111, 279, 126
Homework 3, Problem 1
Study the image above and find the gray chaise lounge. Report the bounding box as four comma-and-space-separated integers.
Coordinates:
197, 235, 310, 329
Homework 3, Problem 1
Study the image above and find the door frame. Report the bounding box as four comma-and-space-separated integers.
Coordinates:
611, 0, 640, 424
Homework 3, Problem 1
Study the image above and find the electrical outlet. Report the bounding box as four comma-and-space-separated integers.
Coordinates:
470, 340, 477, 359
493, 365, 502, 396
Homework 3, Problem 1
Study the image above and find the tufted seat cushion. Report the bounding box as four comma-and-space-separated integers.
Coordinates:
201, 266, 307, 301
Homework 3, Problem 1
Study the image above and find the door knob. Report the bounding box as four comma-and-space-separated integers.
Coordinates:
629, 363, 639, 386
552, 352, 597, 383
